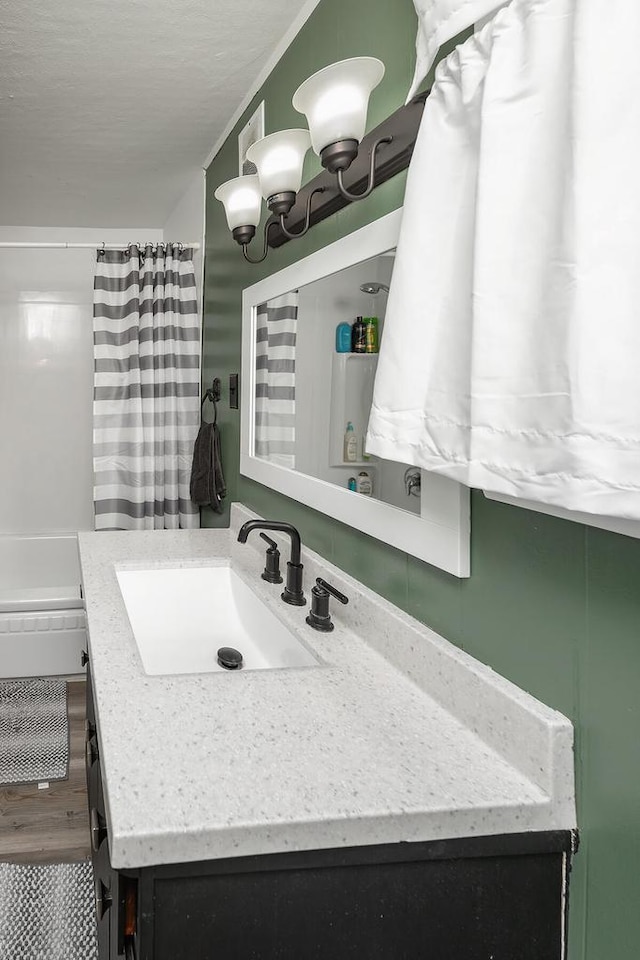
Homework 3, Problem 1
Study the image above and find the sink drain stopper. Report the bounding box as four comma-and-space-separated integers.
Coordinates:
217, 647, 243, 670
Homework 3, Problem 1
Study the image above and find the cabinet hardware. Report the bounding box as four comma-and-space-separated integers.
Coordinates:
229, 372, 239, 409
86, 737, 98, 769
90, 807, 108, 852
94, 877, 113, 922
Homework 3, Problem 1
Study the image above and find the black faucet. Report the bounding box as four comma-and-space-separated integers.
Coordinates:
306, 578, 349, 632
258, 532, 283, 584
237, 520, 306, 606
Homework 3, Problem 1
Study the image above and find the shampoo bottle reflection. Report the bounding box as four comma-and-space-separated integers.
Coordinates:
356, 471, 373, 496
344, 421, 357, 462
352, 316, 367, 353
364, 316, 379, 353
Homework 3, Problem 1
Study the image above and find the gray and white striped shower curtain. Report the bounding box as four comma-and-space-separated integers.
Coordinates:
92, 244, 200, 530
255, 292, 298, 468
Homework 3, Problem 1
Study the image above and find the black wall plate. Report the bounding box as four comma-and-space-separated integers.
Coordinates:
229, 373, 239, 409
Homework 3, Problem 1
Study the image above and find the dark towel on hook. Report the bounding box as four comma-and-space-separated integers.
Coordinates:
190, 421, 226, 513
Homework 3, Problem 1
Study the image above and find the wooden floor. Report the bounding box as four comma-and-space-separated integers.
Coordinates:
0, 678, 91, 864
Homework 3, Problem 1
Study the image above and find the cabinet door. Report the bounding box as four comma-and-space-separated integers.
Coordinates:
147, 846, 568, 960
85, 671, 113, 959
92, 839, 113, 960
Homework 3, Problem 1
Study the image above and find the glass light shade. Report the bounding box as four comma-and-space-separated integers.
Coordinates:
214, 175, 262, 231
292, 57, 385, 155
246, 129, 311, 200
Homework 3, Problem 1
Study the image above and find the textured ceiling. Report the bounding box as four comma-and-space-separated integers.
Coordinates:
0, 0, 310, 227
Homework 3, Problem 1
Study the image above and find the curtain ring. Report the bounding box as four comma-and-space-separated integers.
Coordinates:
98, 242, 106, 257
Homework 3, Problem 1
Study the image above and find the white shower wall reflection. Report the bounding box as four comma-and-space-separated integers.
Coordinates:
24, 299, 54, 346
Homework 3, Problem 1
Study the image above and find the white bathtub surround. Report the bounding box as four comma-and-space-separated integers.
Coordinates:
78, 503, 575, 870
0, 534, 86, 678
0, 535, 80, 608
370, 0, 640, 522
93, 244, 200, 531
0, 611, 86, 680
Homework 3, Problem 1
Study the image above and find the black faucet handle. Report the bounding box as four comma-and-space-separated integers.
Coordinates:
259, 532, 283, 584
259, 532, 278, 550
306, 578, 349, 632
315, 578, 349, 605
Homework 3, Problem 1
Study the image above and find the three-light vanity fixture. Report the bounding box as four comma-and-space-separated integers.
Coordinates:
214, 57, 389, 264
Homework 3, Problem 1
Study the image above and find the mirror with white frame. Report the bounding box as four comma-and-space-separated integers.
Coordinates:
241, 210, 470, 577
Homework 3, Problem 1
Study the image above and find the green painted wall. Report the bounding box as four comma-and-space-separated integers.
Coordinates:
203, 3, 640, 957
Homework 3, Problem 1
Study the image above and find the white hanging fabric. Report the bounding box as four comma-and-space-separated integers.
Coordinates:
407, 0, 507, 99
368, 0, 640, 521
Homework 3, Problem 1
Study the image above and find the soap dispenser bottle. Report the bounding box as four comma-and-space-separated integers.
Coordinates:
344, 422, 357, 462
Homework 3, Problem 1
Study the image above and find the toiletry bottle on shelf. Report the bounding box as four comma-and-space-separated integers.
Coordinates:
356, 471, 373, 496
344, 421, 357, 462
364, 316, 379, 353
348, 476, 357, 491
352, 316, 367, 353
335, 321, 352, 353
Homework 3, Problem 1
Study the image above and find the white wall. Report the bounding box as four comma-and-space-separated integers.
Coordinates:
163, 170, 206, 322
0, 225, 162, 535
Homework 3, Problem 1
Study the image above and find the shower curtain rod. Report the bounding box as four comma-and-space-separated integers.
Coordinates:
0, 241, 201, 249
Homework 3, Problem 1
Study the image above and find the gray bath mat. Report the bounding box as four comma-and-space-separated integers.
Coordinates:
0, 861, 98, 959
0, 679, 69, 785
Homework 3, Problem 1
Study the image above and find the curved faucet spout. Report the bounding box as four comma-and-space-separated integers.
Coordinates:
237, 521, 305, 607
237, 520, 302, 566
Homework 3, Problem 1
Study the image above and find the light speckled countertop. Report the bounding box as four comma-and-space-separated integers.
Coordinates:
78, 503, 576, 870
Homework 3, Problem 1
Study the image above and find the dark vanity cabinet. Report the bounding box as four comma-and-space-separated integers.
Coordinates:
86, 671, 575, 960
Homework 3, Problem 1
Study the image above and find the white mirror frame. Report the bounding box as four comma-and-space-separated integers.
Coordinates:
240, 209, 470, 577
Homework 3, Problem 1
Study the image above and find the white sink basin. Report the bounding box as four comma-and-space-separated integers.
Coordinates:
115, 563, 319, 675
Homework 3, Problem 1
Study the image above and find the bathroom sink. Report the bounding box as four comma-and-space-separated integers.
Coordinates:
115, 564, 318, 675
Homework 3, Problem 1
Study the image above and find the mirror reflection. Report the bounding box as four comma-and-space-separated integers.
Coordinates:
254, 251, 421, 517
